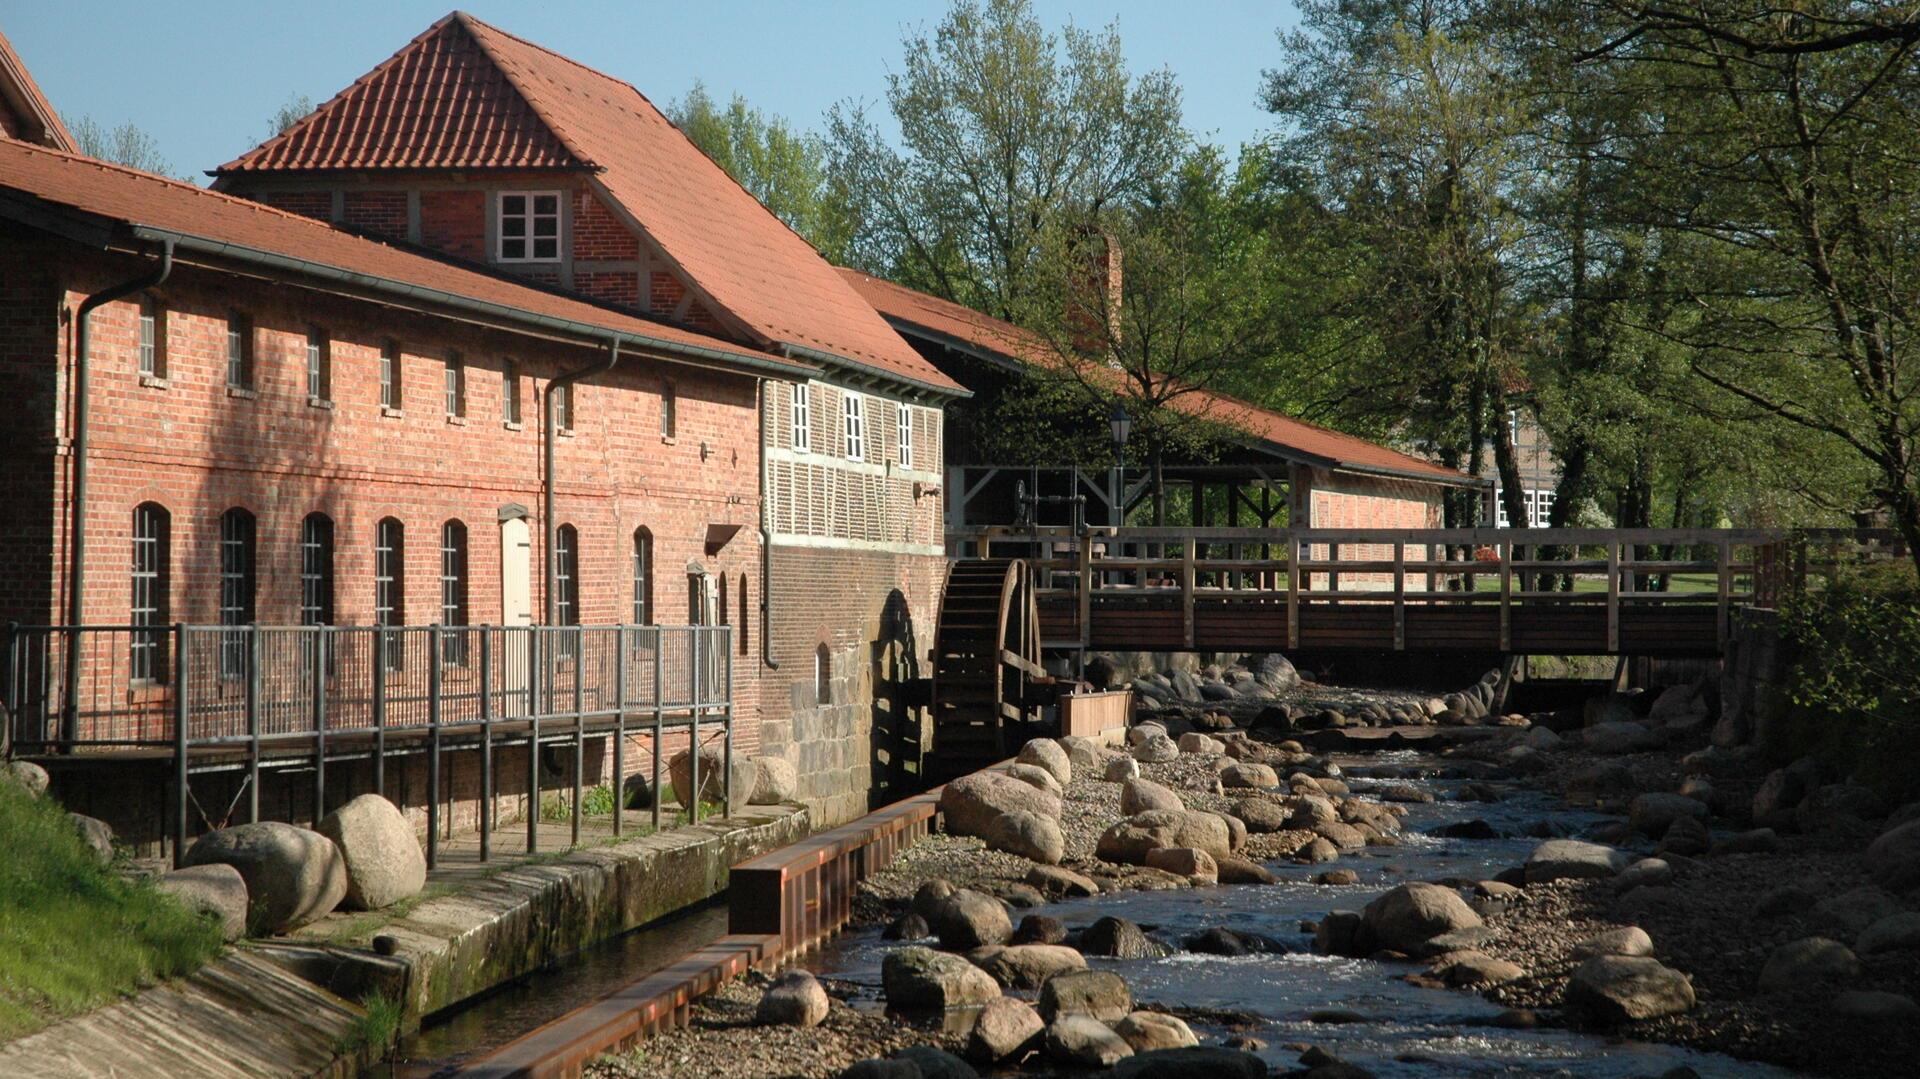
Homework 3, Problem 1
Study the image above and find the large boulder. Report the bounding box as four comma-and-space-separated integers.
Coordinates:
756, 969, 830, 1026
749, 756, 798, 804
154, 863, 249, 941
1026, 865, 1100, 898
1168, 669, 1203, 702
1111, 1048, 1267, 1079
1230, 798, 1288, 834
1866, 820, 1920, 892
928, 888, 1013, 950
668, 745, 757, 809
1758, 937, 1858, 993
1359, 883, 1482, 954
316, 793, 425, 911
1004, 763, 1063, 797
1133, 733, 1180, 763
2, 759, 49, 797
1571, 926, 1655, 959
1856, 912, 1920, 955
69, 813, 114, 865
1056, 736, 1104, 774
1112, 1012, 1198, 1053
1584, 721, 1663, 755
973, 944, 1086, 990
1628, 793, 1709, 837
1121, 778, 1185, 815
1098, 808, 1234, 865
1144, 847, 1218, 885
1078, 916, 1171, 959
1177, 732, 1225, 756
1250, 654, 1299, 692
882, 946, 1002, 1010
889, 1047, 977, 1079
183, 821, 347, 935
983, 810, 1064, 865
1038, 969, 1132, 1022
938, 771, 1063, 839
1017, 739, 1073, 786
1565, 956, 1695, 1024
965, 997, 1044, 1065
1044, 1015, 1133, 1068
1219, 763, 1280, 789
1105, 755, 1141, 782
1810, 887, 1901, 940
1525, 839, 1627, 884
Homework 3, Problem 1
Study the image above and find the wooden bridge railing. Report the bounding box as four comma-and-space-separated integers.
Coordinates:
951, 526, 1903, 655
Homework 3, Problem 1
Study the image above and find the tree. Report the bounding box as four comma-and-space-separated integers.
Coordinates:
66, 116, 173, 175
266, 94, 312, 139
667, 83, 852, 262
826, 0, 1185, 319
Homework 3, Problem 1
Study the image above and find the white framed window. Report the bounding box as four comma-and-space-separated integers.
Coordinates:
226, 311, 253, 390
842, 392, 865, 462
138, 295, 165, 378
502, 359, 521, 425
659, 379, 676, 439
497, 191, 561, 262
380, 338, 402, 410
306, 325, 331, 401
444, 350, 465, 418
790, 381, 811, 452
896, 403, 913, 469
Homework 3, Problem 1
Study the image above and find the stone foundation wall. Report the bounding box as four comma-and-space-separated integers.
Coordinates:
1714, 608, 1795, 749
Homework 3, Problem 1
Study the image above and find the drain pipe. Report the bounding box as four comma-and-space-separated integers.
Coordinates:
544, 338, 620, 624
757, 379, 779, 670
64, 241, 174, 742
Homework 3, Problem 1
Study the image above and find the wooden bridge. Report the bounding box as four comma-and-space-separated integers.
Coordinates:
946, 526, 1900, 658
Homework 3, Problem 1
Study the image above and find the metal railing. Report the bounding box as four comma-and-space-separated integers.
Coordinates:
3, 623, 734, 868
952, 525, 1906, 653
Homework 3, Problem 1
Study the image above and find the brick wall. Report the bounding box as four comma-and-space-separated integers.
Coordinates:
419, 189, 488, 262
0, 227, 61, 622
343, 190, 408, 235
3, 241, 768, 763
1306, 469, 1447, 590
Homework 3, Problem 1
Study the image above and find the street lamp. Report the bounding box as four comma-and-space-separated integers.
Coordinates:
1108, 400, 1132, 527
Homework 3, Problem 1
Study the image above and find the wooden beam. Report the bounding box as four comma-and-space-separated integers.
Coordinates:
1392, 541, 1405, 651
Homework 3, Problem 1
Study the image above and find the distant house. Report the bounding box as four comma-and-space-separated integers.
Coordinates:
0, 29, 73, 152
1488, 406, 1561, 527
837, 269, 1481, 538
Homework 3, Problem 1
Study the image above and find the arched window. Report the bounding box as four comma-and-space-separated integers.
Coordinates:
440, 520, 469, 665
375, 517, 404, 670
218, 508, 256, 678
814, 643, 832, 706
631, 528, 652, 625
299, 513, 335, 626
129, 503, 170, 682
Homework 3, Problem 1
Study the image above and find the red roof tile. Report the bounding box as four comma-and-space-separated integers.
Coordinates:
0, 28, 75, 153
0, 138, 809, 379
839, 268, 1478, 486
215, 16, 582, 173
216, 12, 962, 396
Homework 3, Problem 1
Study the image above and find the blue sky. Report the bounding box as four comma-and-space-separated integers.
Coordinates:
2, 1, 1299, 182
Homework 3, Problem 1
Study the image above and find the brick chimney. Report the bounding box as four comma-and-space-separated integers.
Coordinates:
1068, 227, 1123, 360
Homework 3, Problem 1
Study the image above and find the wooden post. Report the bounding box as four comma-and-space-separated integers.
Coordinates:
613, 625, 625, 837
1077, 531, 1093, 651
172, 623, 189, 869
1390, 541, 1405, 651
1606, 540, 1621, 652
1286, 533, 1300, 650
1181, 537, 1196, 649
246, 628, 261, 824
479, 627, 492, 862
1499, 539, 1513, 652
427, 625, 442, 870
1716, 537, 1732, 647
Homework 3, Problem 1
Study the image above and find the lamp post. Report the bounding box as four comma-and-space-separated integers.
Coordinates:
1108, 400, 1132, 528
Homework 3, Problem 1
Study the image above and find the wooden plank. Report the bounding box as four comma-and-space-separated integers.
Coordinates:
1181, 539, 1196, 649
1392, 541, 1405, 652
1606, 540, 1621, 652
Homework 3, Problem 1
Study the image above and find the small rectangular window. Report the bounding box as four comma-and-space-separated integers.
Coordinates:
226, 311, 253, 389
306, 326, 331, 401
896, 403, 913, 469
497, 191, 561, 262
444, 350, 465, 417
379, 338, 401, 410
502, 360, 521, 425
843, 392, 865, 462
660, 381, 676, 440
791, 381, 810, 452
138, 296, 165, 378
552, 382, 573, 431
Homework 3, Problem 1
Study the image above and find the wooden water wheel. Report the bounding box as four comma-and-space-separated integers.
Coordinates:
928, 558, 1048, 781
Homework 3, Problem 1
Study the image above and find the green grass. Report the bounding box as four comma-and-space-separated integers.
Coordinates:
536, 784, 617, 822
333, 991, 402, 1056
1467, 572, 1722, 594
0, 779, 224, 1041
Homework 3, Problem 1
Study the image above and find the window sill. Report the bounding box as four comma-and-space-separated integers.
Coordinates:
661, 436, 676, 446
503, 420, 525, 432
139, 375, 170, 389
381, 406, 404, 419
226, 386, 257, 400
308, 396, 334, 410
446, 415, 468, 427
557, 428, 575, 439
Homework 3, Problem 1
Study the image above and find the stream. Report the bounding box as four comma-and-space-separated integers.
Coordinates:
804, 750, 1803, 1078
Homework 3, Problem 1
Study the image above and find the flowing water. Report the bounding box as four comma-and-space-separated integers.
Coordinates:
806, 751, 1802, 1078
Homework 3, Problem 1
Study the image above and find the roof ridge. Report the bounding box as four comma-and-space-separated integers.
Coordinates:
450, 11, 600, 171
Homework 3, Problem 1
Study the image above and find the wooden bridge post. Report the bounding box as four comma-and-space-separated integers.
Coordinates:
1606, 540, 1621, 652
1499, 539, 1513, 652
1392, 541, 1405, 651
1077, 533, 1093, 651
1717, 537, 1733, 647
1286, 533, 1300, 650
1181, 538, 1196, 649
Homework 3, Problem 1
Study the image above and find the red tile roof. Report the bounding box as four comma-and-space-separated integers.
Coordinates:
0, 28, 75, 153
216, 12, 962, 396
0, 138, 810, 379
838, 268, 1479, 486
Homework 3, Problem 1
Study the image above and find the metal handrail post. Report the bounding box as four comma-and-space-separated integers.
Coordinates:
171, 622, 189, 868
571, 625, 584, 848
479, 627, 492, 862
312, 627, 327, 825
651, 628, 663, 831
247, 627, 262, 823
527, 628, 541, 854
688, 626, 701, 825
612, 625, 625, 838
372, 629, 388, 798
427, 625, 442, 870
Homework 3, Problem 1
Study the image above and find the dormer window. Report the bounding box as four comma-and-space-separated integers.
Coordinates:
498, 191, 561, 262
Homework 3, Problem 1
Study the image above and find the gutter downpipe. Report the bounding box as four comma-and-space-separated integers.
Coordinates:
757, 380, 778, 670
544, 338, 620, 625
64, 240, 173, 742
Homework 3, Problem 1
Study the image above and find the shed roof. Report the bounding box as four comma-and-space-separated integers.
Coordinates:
838, 268, 1480, 487
0, 137, 812, 380
216, 11, 962, 397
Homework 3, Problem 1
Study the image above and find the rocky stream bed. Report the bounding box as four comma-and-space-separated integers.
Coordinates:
588, 661, 1920, 1079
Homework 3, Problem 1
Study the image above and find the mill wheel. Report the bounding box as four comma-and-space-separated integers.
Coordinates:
928, 558, 1047, 782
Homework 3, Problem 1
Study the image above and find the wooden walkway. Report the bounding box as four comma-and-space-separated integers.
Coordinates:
954, 525, 1901, 657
